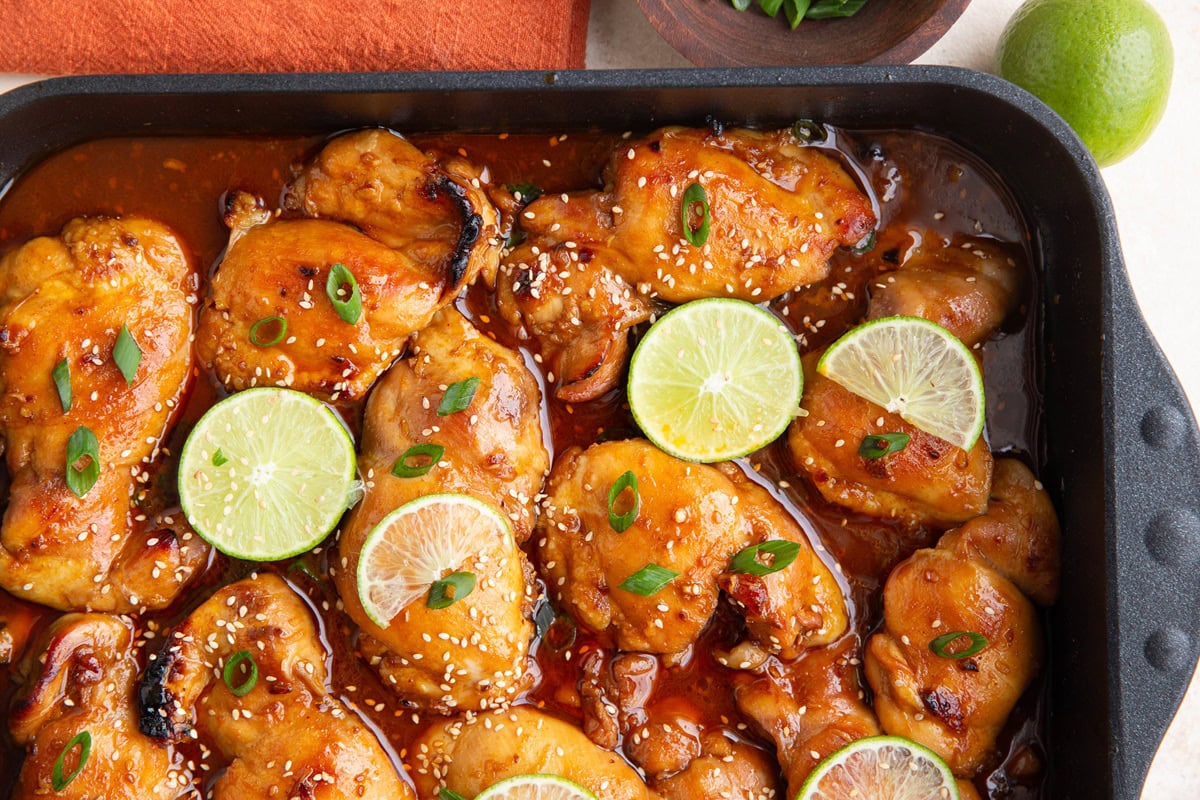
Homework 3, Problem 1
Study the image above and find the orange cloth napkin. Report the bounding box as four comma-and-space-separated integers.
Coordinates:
1, 0, 591, 73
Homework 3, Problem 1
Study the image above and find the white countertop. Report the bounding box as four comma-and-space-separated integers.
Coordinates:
590, 1, 1200, 797
0, 1, 1194, 794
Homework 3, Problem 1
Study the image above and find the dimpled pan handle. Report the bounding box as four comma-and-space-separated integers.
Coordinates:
1106, 266, 1200, 798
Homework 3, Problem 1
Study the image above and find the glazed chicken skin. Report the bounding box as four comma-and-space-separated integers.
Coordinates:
496, 229, 651, 402
538, 439, 846, 656
735, 638, 881, 799
407, 706, 660, 800
334, 308, 547, 713
140, 573, 413, 799
10, 613, 189, 799
196, 128, 501, 402
789, 355, 994, 527
0, 217, 209, 612
867, 237, 1023, 349
865, 459, 1060, 776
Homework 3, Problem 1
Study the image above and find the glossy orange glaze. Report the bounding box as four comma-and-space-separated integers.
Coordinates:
0, 127, 1046, 799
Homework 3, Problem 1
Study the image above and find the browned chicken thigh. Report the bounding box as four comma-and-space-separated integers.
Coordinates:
865, 459, 1060, 777
789, 355, 994, 526
0, 217, 209, 612
10, 613, 190, 799
196, 128, 501, 401
140, 573, 413, 799
537, 439, 846, 656
408, 706, 660, 800
334, 308, 548, 713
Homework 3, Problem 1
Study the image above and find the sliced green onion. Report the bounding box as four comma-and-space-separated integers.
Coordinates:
52, 357, 71, 413
619, 564, 679, 597
929, 631, 989, 660
859, 432, 910, 460
437, 377, 480, 416
793, 120, 828, 144
212, 448, 229, 467
325, 263, 363, 325
51, 730, 91, 791
545, 614, 577, 652
249, 316, 287, 347
113, 324, 142, 385
852, 230, 877, 255
607, 470, 640, 533
534, 602, 557, 638
65, 425, 100, 499
730, 539, 802, 576
391, 444, 445, 478
439, 790, 467, 800
680, 183, 711, 247
428, 572, 475, 609
506, 182, 543, 203
223, 650, 259, 697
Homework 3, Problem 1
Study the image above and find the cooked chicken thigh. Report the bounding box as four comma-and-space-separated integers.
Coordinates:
865, 459, 1059, 776
868, 238, 1023, 348
789, 356, 993, 526
653, 733, 781, 800
538, 439, 846, 655
407, 706, 659, 800
334, 308, 547, 713
0, 217, 208, 612
735, 638, 881, 798
10, 614, 189, 799
140, 573, 413, 799
196, 129, 501, 401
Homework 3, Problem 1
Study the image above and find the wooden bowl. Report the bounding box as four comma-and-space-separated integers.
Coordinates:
635, 0, 972, 67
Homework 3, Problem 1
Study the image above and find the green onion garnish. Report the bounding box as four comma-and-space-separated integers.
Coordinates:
223, 650, 258, 697
852, 230, 877, 255
428, 572, 475, 609
212, 448, 229, 467
607, 470, 640, 533
439, 790, 467, 800
929, 631, 989, 660
793, 119, 828, 143
506, 182, 543, 203
859, 432, 910, 460
619, 564, 679, 597
249, 316, 287, 347
65, 425, 100, 499
680, 183, 711, 247
52, 357, 71, 413
325, 263, 363, 325
113, 324, 142, 385
437, 377, 480, 416
391, 444, 445, 478
730, 539, 802, 576
51, 730, 91, 791
534, 602, 557, 638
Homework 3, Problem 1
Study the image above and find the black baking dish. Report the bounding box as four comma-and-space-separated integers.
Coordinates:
0, 67, 1196, 800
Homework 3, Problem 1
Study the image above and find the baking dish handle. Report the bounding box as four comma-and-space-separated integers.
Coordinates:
1107, 271, 1200, 799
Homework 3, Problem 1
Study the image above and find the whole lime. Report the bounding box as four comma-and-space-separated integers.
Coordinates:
996, 0, 1173, 167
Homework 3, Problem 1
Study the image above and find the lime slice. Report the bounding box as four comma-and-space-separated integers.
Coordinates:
799, 736, 959, 800
627, 298, 802, 462
178, 387, 357, 561
817, 316, 985, 451
356, 493, 513, 628
475, 774, 597, 800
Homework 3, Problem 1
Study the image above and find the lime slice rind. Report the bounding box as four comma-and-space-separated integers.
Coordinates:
817, 315, 985, 451
356, 493, 513, 628
178, 388, 357, 561
800, 735, 959, 800
627, 298, 802, 463
475, 773, 597, 800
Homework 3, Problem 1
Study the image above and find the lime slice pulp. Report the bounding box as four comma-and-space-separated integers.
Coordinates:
817, 315, 985, 451
799, 735, 960, 800
627, 298, 802, 463
178, 387, 357, 561
356, 493, 513, 629
475, 773, 597, 800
